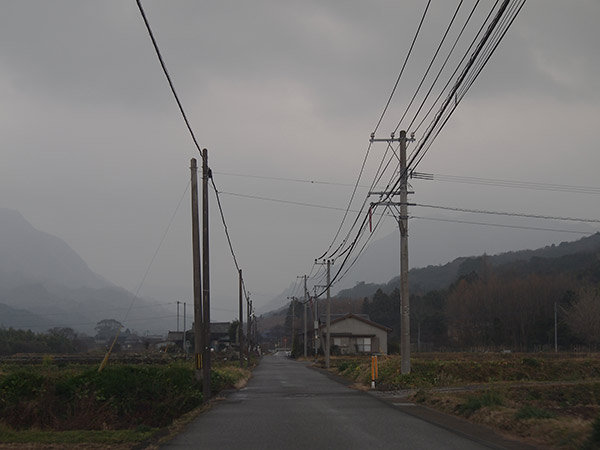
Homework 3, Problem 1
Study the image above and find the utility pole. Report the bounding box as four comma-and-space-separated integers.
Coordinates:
297, 275, 308, 358
183, 302, 187, 355
202, 148, 211, 401
315, 260, 333, 368
369, 130, 413, 374
399, 131, 410, 374
313, 296, 318, 358
287, 296, 297, 353
303, 275, 308, 357
326, 259, 332, 369
554, 301, 558, 353
292, 299, 295, 353
190, 158, 203, 382
176, 301, 180, 332
247, 296, 251, 365
239, 269, 244, 367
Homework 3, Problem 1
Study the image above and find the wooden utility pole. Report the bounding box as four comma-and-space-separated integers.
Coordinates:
190, 158, 203, 382
201, 149, 211, 401
399, 131, 410, 374
239, 268, 244, 367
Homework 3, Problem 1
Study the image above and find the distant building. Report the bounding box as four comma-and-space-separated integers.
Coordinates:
321, 313, 391, 355
167, 322, 232, 352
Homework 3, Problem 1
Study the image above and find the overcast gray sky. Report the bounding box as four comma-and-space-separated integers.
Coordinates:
1, 1, 599, 322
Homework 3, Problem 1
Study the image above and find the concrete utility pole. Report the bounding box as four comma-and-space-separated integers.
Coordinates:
190, 158, 203, 382
239, 269, 244, 367
326, 259, 332, 369
304, 276, 308, 357
202, 148, 211, 401
399, 131, 410, 374
297, 275, 308, 357
369, 130, 413, 374
315, 260, 333, 368
177, 301, 180, 332
287, 296, 297, 353
247, 297, 251, 365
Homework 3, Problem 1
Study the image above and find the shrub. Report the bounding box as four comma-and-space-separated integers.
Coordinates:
456, 389, 503, 417
514, 405, 555, 420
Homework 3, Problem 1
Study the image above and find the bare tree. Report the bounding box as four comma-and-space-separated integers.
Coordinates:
565, 287, 600, 345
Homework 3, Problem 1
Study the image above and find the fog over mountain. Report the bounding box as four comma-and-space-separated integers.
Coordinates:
0, 208, 173, 335
0, 208, 110, 290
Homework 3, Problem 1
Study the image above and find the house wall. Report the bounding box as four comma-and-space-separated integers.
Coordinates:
329, 318, 388, 354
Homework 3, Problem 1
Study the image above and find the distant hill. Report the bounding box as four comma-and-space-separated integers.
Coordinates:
0, 208, 109, 290
332, 232, 600, 300
0, 208, 170, 334
0, 302, 57, 331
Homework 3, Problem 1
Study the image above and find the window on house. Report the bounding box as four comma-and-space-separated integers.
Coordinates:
356, 337, 371, 353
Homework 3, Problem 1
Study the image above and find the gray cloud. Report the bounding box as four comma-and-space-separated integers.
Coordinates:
1, 1, 599, 322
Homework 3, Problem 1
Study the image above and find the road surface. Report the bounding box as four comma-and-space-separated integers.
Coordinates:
161, 353, 502, 449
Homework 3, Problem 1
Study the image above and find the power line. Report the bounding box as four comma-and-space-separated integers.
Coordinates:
122, 180, 190, 325
411, 215, 594, 235
380, 0, 525, 202
394, 0, 465, 133
207, 169, 600, 196
415, 203, 600, 224
317, 0, 432, 265
411, 0, 499, 136
210, 175, 251, 301
405, 0, 485, 133
213, 171, 362, 188
135, 0, 204, 158
373, 0, 432, 134
413, 172, 600, 195
137, 1, 252, 307
407, 0, 519, 173
218, 190, 600, 226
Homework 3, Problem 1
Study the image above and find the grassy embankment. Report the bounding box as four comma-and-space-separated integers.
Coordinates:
326, 352, 600, 449
0, 356, 253, 448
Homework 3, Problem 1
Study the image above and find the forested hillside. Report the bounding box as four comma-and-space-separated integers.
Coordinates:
338, 233, 600, 299
361, 243, 600, 351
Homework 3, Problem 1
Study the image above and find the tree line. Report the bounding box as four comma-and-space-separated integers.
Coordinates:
362, 254, 600, 351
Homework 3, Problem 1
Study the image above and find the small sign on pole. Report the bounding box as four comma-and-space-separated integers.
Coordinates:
371, 355, 378, 389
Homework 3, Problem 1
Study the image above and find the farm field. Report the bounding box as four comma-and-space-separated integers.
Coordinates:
323, 352, 600, 449
0, 356, 252, 449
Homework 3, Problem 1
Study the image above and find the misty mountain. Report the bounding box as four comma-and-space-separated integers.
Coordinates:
0, 208, 172, 334
0, 208, 109, 290
256, 283, 299, 315
0, 302, 57, 331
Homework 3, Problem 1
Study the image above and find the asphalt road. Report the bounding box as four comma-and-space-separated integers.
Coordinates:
161, 353, 497, 450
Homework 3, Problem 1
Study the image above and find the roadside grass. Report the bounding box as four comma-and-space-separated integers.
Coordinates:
0, 424, 155, 444
326, 353, 600, 449
0, 357, 252, 447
